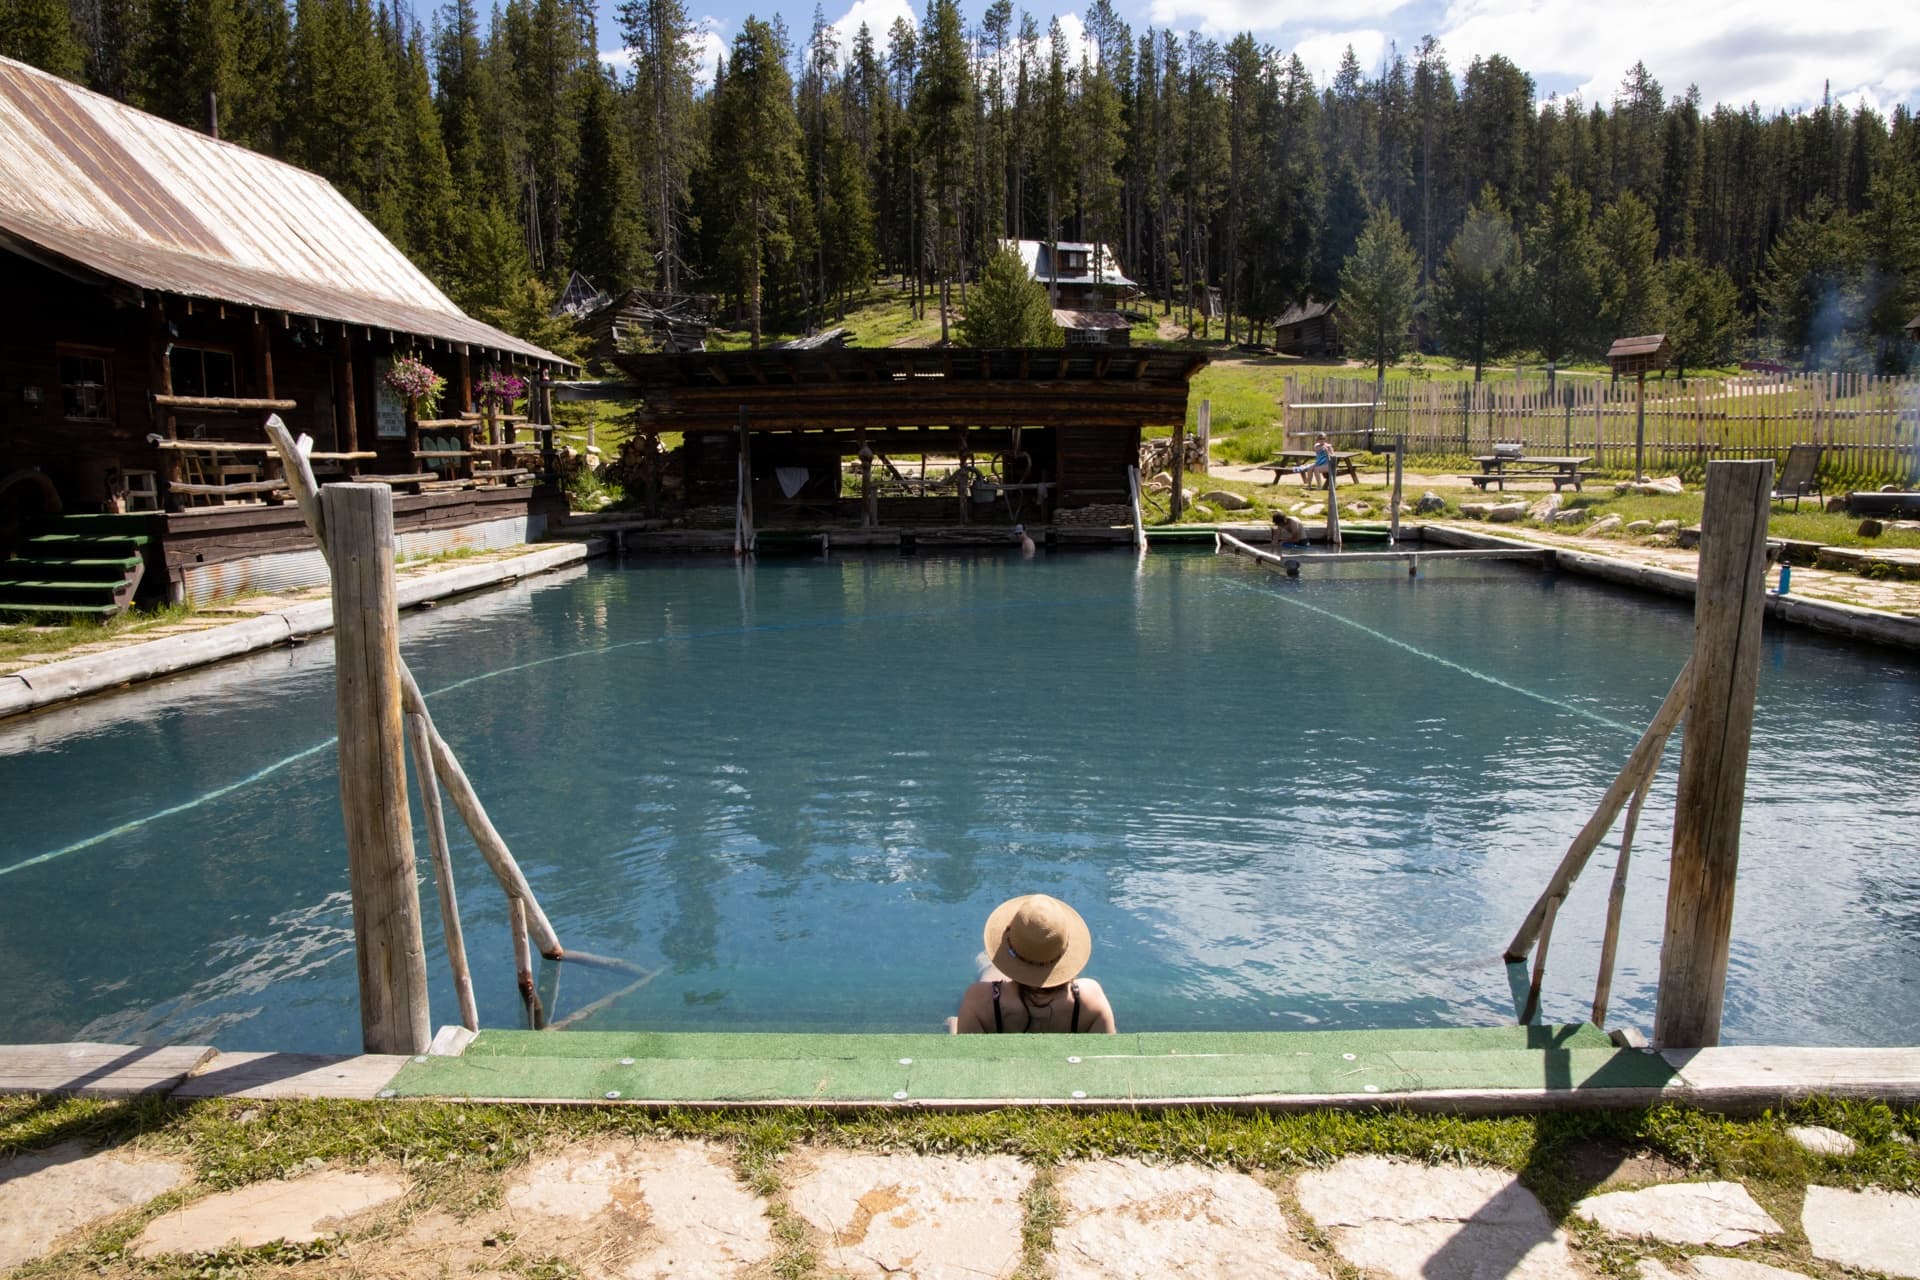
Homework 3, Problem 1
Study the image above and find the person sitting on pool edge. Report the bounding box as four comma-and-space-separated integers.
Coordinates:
950, 894, 1117, 1034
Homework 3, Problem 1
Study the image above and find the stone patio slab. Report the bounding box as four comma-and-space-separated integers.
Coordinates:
1638, 1258, 1813, 1279
0, 1142, 189, 1270
504, 1140, 773, 1277
787, 1151, 1028, 1279
132, 1168, 407, 1257
1801, 1184, 1920, 1277
1048, 1158, 1326, 1279
1575, 1182, 1781, 1246
1292, 1154, 1582, 1279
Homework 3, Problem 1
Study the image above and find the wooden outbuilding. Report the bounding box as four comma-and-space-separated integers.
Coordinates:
1608, 334, 1672, 377
1906, 313, 1919, 343
0, 55, 572, 606
613, 347, 1204, 528
1272, 299, 1340, 357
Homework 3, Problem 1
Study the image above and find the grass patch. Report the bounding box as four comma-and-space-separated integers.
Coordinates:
0, 600, 201, 665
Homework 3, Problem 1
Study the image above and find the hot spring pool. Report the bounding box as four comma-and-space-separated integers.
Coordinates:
1, 549, 1915, 1053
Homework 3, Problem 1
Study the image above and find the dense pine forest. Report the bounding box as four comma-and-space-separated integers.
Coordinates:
4, 0, 1918, 371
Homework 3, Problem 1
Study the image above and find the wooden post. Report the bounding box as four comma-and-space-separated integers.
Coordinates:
324, 483, 431, 1055
1592, 748, 1662, 1029
1390, 434, 1404, 544
337, 332, 359, 453
1197, 399, 1211, 473
509, 895, 545, 1029
1171, 416, 1186, 521
253, 319, 276, 401
858, 436, 875, 528
1127, 464, 1146, 552
1635, 370, 1647, 480
1506, 658, 1693, 960
734, 407, 755, 555
406, 712, 478, 1033
1654, 459, 1774, 1048
1325, 453, 1342, 550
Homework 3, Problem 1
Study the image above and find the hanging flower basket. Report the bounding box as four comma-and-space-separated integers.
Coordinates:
385, 353, 446, 421
476, 369, 527, 413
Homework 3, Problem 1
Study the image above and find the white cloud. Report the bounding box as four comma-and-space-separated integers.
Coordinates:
1133, 0, 1916, 113
599, 48, 635, 73
692, 15, 729, 89
1147, 0, 1417, 38
832, 0, 916, 52
1435, 0, 1920, 111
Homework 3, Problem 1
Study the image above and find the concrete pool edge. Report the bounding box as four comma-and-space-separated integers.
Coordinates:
7, 1034, 1920, 1114
0, 540, 600, 722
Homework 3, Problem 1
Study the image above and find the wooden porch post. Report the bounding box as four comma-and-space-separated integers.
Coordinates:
1170, 414, 1186, 521
324, 482, 431, 1055
151, 302, 181, 510
336, 331, 359, 453
1653, 459, 1773, 1048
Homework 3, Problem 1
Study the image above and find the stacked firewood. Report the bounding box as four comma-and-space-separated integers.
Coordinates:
1138, 435, 1207, 475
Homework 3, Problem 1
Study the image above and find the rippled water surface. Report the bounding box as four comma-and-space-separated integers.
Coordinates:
2, 549, 1916, 1052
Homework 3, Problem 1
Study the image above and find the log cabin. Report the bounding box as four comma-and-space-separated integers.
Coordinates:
0, 55, 573, 611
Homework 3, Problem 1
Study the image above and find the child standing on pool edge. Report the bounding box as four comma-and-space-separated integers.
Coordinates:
950, 894, 1117, 1033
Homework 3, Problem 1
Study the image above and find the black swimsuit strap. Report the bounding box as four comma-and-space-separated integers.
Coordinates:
1070, 981, 1081, 1033
992, 980, 1003, 1033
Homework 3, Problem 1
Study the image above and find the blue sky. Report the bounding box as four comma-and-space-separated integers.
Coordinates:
592, 0, 1918, 117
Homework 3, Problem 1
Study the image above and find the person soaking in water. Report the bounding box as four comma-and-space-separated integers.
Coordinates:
951, 894, 1117, 1034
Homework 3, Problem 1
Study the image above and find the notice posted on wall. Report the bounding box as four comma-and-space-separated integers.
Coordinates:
373, 358, 407, 439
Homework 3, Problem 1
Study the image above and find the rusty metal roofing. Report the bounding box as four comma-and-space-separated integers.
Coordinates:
0, 56, 568, 366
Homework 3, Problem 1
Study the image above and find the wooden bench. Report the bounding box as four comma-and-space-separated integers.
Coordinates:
1260, 451, 1361, 486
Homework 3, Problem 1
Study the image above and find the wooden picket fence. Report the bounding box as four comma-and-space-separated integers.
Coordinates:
1283, 372, 1920, 488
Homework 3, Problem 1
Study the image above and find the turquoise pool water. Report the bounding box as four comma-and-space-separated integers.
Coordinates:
2, 549, 1916, 1053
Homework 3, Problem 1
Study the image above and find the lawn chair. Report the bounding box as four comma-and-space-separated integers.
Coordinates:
1771, 444, 1823, 510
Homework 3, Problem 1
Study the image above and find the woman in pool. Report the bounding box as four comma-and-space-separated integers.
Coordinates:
951, 894, 1117, 1034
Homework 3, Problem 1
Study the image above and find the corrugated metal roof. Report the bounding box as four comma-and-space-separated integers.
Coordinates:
1050, 309, 1130, 330
1273, 298, 1335, 327
0, 55, 567, 365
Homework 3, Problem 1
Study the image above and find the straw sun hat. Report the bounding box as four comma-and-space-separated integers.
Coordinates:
984, 894, 1092, 988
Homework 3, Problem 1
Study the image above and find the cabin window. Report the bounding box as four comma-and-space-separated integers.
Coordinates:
58, 348, 113, 420
169, 346, 238, 399
1057, 250, 1087, 273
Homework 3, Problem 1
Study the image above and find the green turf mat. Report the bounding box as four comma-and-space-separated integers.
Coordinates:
386, 1025, 1671, 1103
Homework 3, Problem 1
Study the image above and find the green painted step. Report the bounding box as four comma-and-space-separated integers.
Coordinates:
0, 601, 120, 621
0, 577, 129, 592
387, 1024, 1673, 1104
25, 532, 151, 553
49, 513, 157, 535
5, 556, 143, 579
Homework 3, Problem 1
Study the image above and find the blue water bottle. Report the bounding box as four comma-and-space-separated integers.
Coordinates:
1777, 562, 1791, 595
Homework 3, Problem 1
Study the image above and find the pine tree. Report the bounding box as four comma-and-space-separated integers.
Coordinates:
567, 64, 641, 290
76, 0, 145, 98
392, 24, 457, 280
1522, 174, 1603, 369
0, 0, 85, 79
1594, 190, 1663, 341
1338, 204, 1419, 379
960, 241, 1059, 346
913, 0, 972, 341
140, 0, 238, 130
709, 16, 804, 348
618, 0, 700, 291
1431, 188, 1518, 380
1660, 257, 1744, 378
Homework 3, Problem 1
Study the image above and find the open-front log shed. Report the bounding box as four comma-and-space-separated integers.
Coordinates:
0, 55, 572, 606
613, 347, 1206, 526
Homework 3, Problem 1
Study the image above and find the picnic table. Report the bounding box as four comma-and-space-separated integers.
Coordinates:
1465, 454, 1591, 492
1260, 451, 1361, 487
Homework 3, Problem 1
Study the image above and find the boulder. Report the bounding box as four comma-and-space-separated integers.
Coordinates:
1415, 491, 1446, 515
1825, 495, 1851, 512
1191, 503, 1214, 519
1152, 471, 1173, 485
1786, 1125, 1857, 1158
1624, 520, 1655, 533
1549, 507, 1589, 524
1585, 514, 1624, 536
1458, 502, 1497, 519
1346, 503, 1372, 517
1528, 494, 1563, 521
1617, 476, 1686, 496
1857, 518, 1885, 537
1144, 479, 1171, 494
1202, 489, 1252, 511
1487, 502, 1529, 523
1655, 519, 1680, 534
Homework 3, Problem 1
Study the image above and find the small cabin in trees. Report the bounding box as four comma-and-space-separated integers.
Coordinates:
1272, 299, 1340, 357
1607, 334, 1671, 378
0, 55, 571, 605
1906, 313, 1919, 343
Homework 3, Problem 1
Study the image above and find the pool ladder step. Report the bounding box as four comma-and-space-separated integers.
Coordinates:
0, 515, 152, 622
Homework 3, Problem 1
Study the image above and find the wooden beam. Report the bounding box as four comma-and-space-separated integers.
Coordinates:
323, 483, 431, 1055
153, 395, 297, 412
1655, 459, 1774, 1049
